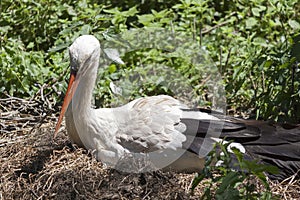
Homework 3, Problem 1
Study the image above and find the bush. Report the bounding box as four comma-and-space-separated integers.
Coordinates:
1, 0, 299, 122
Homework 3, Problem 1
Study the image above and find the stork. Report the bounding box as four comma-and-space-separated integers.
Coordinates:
55, 35, 300, 180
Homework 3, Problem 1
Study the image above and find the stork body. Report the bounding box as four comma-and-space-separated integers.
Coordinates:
55, 35, 300, 179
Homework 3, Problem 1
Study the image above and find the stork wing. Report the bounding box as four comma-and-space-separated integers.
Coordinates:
112, 95, 187, 153
181, 113, 300, 180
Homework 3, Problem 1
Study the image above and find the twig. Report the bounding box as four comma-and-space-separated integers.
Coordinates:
202, 21, 231, 35
201, 12, 237, 35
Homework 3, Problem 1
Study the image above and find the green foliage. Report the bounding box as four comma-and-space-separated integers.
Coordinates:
0, 38, 45, 96
100, 28, 226, 110
1, 0, 300, 122
191, 141, 279, 199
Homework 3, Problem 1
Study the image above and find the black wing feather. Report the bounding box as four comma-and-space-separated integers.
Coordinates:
181, 109, 300, 180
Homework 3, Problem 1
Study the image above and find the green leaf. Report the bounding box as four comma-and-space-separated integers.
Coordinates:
26, 42, 34, 49
288, 19, 300, 30
253, 37, 268, 47
125, 6, 138, 16
252, 7, 261, 17
191, 173, 206, 191
108, 64, 117, 73
245, 17, 257, 29
216, 171, 242, 194
138, 14, 155, 25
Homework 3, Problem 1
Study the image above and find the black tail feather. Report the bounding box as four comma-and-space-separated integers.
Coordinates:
181, 109, 300, 180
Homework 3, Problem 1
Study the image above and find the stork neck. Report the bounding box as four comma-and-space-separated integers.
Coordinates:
72, 61, 99, 115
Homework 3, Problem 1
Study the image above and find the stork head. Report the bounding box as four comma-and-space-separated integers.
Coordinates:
54, 35, 100, 138
69, 35, 100, 73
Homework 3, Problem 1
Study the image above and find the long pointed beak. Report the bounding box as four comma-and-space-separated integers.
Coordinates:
54, 71, 78, 138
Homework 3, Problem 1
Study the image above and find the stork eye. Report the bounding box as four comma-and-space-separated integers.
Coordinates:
70, 55, 79, 72
70, 63, 78, 72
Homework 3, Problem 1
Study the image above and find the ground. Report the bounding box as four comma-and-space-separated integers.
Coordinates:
0, 96, 299, 199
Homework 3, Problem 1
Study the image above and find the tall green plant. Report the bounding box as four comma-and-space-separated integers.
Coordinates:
191, 141, 278, 199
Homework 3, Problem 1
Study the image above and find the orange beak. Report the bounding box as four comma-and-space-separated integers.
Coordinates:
54, 71, 78, 138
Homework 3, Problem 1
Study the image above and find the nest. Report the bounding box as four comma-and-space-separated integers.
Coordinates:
0, 95, 299, 199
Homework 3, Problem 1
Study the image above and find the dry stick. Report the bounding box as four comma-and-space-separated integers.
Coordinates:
30, 189, 39, 199
199, 22, 202, 47
28, 95, 59, 135
219, 47, 222, 73
40, 83, 46, 102
262, 71, 266, 93
1, 94, 35, 117
0, 134, 28, 147
0, 101, 10, 112
224, 47, 232, 74
201, 19, 234, 35
29, 64, 69, 103
1, 97, 30, 135
200, 11, 237, 36
142, 189, 153, 200
291, 62, 296, 121
29, 67, 69, 134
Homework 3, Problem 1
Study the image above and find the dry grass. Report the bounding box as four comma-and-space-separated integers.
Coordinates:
0, 124, 202, 199
0, 96, 299, 199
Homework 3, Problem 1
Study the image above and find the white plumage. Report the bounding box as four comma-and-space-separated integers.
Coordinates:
55, 35, 209, 171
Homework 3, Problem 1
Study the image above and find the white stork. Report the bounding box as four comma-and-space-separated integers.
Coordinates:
54, 35, 300, 180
